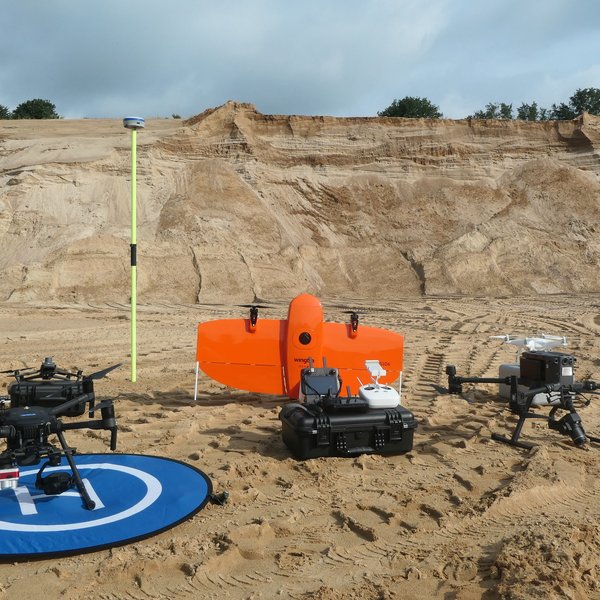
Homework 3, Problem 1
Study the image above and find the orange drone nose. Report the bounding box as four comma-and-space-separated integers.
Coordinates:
284, 294, 325, 397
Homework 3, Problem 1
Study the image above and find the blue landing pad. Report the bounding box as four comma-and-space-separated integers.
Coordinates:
0, 454, 212, 559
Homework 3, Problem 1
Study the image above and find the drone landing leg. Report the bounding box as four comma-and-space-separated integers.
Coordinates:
491, 413, 535, 450
56, 431, 96, 511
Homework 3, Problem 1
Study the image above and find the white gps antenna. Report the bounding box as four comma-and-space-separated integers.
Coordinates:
123, 116, 145, 383
365, 359, 386, 386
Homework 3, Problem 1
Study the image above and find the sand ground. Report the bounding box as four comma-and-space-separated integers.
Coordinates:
0, 295, 599, 599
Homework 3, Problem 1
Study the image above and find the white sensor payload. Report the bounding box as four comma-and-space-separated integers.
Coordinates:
123, 116, 145, 129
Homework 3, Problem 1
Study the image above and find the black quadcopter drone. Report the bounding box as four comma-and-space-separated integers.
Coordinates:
0, 357, 120, 510
446, 350, 600, 449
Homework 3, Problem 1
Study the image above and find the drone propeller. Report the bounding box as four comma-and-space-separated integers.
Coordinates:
237, 304, 273, 328
238, 304, 272, 310
0, 367, 34, 375
540, 334, 568, 343
85, 363, 122, 380
196, 299, 275, 309
489, 334, 512, 341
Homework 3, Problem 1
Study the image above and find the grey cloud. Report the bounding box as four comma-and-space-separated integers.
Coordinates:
0, 0, 599, 119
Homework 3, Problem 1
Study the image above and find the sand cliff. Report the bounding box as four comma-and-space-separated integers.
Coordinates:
0, 102, 599, 304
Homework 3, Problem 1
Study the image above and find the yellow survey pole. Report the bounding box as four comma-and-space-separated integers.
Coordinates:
123, 117, 145, 382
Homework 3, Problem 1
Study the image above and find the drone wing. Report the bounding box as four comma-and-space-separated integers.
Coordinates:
196, 319, 287, 395
196, 318, 403, 398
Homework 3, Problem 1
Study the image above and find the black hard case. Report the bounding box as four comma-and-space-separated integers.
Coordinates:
279, 403, 417, 459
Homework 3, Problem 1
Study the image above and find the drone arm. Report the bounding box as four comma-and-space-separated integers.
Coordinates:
446, 365, 512, 394
62, 419, 102, 431
18, 369, 42, 382
62, 418, 118, 450
61, 398, 118, 451
458, 376, 510, 384
519, 384, 559, 399
579, 380, 600, 392
446, 364, 565, 395
101, 402, 117, 451
52, 367, 77, 380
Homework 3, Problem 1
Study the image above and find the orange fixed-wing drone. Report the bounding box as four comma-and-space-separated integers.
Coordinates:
194, 293, 404, 400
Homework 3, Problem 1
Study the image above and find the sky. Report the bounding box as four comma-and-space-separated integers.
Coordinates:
1, 0, 599, 120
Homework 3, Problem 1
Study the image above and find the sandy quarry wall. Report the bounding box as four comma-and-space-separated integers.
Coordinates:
0, 102, 599, 303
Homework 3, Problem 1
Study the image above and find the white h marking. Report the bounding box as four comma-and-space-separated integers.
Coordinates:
12, 479, 104, 515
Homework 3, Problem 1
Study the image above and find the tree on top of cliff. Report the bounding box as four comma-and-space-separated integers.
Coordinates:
470, 102, 513, 120
550, 102, 576, 120
378, 96, 442, 118
12, 98, 60, 119
516, 102, 549, 121
469, 88, 600, 121
551, 88, 600, 119
570, 88, 600, 114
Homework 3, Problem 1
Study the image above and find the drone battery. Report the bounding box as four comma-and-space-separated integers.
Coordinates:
499, 364, 519, 400
8, 381, 88, 417
0, 466, 18, 490
279, 403, 417, 460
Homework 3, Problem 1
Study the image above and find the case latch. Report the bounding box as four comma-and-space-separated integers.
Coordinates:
386, 409, 403, 441
315, 414, 331, 446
